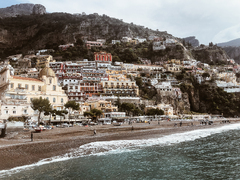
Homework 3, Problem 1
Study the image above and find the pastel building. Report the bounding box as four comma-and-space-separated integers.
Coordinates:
0, 65, 68, 121
101, 75, 139, 97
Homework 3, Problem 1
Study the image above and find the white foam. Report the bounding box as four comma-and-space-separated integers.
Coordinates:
1, 123, 240, 177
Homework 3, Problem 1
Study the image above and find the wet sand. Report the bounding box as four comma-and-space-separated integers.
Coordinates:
0, 119, 238, 171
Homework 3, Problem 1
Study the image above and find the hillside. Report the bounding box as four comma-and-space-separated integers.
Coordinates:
217, 38, 240, 47
191, 44, 229, 65
0, 3, 230, 66
0, 12, 172, 59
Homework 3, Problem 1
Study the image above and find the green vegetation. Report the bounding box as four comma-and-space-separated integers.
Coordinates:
135, 77, 157, 100
83, 108, 103, 122
118, 102, 143, 116
31, 97, 51, 125
146, 108, 164, 116
180, 81, 240, 117
7, 116, 28, 122
64, 101, 80, 120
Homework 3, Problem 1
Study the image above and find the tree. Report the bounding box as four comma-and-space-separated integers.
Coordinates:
64, 101, 80, 121
31, 97, 51, 126
44, 108, 56, 125
236, 72, 240, 79
116, 96, 121, 108
202, 72, 210, 81
56, 110, 68, 123
176, 73, 184, 80
132, 108, 143, 116
84, 108, 103, 122
135, 77, 143, 87
146, 108, 164, 116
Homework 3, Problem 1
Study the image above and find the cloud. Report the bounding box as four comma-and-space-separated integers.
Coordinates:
212, 24, 240, 43
16, 0, 240, 44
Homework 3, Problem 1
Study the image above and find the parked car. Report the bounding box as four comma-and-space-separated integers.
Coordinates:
62, 123, 69, 128
89, 122, 98, 126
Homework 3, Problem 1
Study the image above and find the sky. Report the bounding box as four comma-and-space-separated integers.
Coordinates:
1, 0, 240, 45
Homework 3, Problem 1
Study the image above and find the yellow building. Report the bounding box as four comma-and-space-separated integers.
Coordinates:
8, 67, 68, 110
0, 65, 68, 121
101, 74, 139, 97
165, 63, 182, 73
168, 59, 181, 65
106, 68, 127, 75
84, 98, 118, 113
36, 55, 55, 68
145, 103, 174, 116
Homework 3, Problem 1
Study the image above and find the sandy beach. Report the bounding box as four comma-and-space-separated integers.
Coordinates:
0, 119, 238, 171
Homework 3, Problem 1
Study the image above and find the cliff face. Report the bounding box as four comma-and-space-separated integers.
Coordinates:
0, 4, 46, 18
157, 93, 191, 114
191, 45, 229, 64
222, 46, 240, 63
183, 36, 199, 47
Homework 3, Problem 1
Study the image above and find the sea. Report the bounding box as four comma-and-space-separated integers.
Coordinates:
1, 123, 240, 180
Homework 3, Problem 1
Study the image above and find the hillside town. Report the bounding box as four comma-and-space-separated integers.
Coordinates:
0, 35, 239, 130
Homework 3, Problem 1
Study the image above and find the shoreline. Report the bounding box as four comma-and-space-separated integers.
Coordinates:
0, 119, 238, 171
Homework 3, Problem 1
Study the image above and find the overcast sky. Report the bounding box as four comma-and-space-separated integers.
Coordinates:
1, 0, 240, 45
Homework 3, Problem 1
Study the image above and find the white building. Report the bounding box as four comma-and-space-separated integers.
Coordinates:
112, 40, 121, 44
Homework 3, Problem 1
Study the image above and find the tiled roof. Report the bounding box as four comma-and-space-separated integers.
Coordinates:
12, 76, 43, 82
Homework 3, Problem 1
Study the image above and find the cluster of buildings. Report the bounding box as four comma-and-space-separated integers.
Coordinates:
0, 51, 141, 123
1, 35, 240, 124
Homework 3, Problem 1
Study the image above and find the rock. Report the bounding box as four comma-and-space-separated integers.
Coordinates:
32, 4, 46, 15
0, 3, 46, 18
183, 36, 199, 47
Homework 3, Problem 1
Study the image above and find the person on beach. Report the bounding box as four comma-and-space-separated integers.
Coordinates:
131, 126, 134, 131
31, 132, 33, 142
180, 121, 182, 127
93, 129, 96, 136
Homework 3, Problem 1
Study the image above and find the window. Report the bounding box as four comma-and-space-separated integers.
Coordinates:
24, 110, 27, 114
32, 85, 35, 91
46, 97, 49, 100
61, 98, 63, 103
49, 79, 52, 84
5, 110, 8, 114
25, 84, 28, 90
13, 111, 16, 114
11, 83, 14, 88
38, 86, 41, 91
53, 98, 56, 102
18, 84, 21, 88
53, 85, 56, 91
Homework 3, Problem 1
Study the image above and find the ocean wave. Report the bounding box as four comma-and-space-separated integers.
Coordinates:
1, 123, 240, 177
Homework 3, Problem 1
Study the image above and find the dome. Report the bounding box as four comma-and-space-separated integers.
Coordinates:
38, 67, 55, 78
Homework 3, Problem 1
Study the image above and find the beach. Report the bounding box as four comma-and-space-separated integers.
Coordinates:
0, 119, 238, 171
